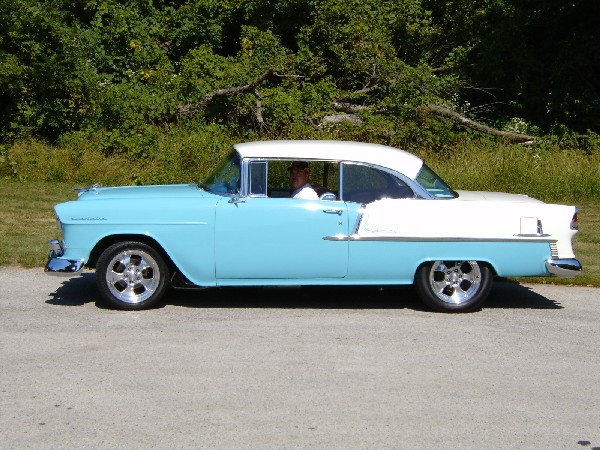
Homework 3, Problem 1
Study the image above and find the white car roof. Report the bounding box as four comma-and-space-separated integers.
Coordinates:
233, 140, 424, 179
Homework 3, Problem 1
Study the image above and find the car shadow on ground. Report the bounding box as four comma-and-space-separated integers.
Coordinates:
46, 273, 100, 307
485, 279, 563, 310
167, 285, 429, 311
46, 274, 562, 312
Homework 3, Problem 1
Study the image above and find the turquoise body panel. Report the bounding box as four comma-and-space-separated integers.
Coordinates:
56, 184, 220, 285
53, 184, 554, 288
214, 197, 350, 279
346, 240, 551, 284
216, 240, 551, 286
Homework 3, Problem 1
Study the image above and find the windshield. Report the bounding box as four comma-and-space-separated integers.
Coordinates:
416, 164, 458, 199
199, 151, 241, 195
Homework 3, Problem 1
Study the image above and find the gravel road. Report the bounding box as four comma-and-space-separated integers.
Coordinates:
1, 267, 599, 449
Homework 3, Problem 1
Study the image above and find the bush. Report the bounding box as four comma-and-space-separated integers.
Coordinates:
417, 137, 600, 203
2, 127, 598, 206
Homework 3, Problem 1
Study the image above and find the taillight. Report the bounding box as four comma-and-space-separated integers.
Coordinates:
570, 208, 579, 230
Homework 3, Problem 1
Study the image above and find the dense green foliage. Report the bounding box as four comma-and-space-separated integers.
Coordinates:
1, 0, 598, 150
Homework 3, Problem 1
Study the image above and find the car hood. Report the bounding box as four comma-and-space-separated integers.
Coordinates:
454, 190, 544, 204
76, 183, 212, 201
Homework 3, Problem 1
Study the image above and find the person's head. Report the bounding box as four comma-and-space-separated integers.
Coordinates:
288, 161, 310, 189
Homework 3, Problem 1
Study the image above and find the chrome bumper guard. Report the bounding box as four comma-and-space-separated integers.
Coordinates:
545, 258, 583, 277
45, 239, 84, 277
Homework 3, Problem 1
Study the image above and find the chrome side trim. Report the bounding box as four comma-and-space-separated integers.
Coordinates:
323, 234, 350, 241
328, 235, 557, 243
545, 258, 583, 277
350, 205, 366, 235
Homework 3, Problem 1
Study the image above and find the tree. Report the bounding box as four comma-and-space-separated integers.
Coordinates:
461, 0, 600, 133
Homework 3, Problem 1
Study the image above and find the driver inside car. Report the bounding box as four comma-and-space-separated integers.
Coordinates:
288, 161, 319, 199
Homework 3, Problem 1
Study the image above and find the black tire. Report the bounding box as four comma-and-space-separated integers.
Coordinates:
96, 241, 170, 310
415, 260, 492, 313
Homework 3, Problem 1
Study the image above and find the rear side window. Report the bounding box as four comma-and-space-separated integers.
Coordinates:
416, 164, 458, 199
341, 163, 413, 204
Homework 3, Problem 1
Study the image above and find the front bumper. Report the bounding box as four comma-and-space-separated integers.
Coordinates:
44, 240, 84, 277
545, 258, 583, 277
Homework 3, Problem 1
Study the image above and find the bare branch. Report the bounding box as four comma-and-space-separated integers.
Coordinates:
201, 67, 276, 105
177, 68, 280, 119
332, 100, 368, 114
417, 104, 538, 143
254, 88, 265, 129
320, 114, 364, 126
354, 84, 378, 95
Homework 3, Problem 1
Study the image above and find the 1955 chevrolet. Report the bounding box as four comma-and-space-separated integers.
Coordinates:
45, 140, 582, 312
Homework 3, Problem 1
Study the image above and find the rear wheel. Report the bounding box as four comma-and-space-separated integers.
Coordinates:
415, 260, 492, 312
96, 241, 169, 310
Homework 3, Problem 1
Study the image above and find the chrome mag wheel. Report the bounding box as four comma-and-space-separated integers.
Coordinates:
429, 260, 482, 304
415, 260, 492, 312
96, 242, 169, 310
106, 249, 161, 304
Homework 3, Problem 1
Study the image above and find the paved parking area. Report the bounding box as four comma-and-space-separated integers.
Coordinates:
1, 268, 599, 449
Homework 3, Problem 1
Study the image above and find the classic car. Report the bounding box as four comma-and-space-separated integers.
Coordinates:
45, 140, 582, 312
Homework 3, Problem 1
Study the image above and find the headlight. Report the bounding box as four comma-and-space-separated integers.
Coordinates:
49, 239, 63, 255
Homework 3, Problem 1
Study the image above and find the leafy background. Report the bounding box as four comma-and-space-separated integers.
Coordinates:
1, 0, 598, 158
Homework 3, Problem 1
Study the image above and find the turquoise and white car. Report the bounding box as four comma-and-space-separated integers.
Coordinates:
45, 140, 582, 312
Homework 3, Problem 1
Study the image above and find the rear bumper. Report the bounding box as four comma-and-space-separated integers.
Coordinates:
44, 240, 84, 277
545, 258, 583, 277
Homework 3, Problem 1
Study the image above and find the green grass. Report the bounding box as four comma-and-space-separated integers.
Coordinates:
1, 179, 598, 286
0, 181, 78, 267
577, 201, 600, 284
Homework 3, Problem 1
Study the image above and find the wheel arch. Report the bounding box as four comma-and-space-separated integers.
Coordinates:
414, 259, 498, 279
87, 234, 178, 274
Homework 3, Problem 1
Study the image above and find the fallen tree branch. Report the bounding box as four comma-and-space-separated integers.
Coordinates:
332, 100, 368, 114
417, 104, 537, 144
201, 68, 276, 105
321, 113, 364, 126
254, 88, 265, 129
179, 74, 545, 141
177, 68, 279, 122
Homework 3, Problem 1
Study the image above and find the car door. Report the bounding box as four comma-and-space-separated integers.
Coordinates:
214, 196, 349, 280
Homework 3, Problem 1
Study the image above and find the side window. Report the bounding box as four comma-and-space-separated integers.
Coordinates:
262, 160, 340, 199
341, 163, 413, 204
311, 162, 339, 198
266, 160, 293, 198
249, 161, 267, 196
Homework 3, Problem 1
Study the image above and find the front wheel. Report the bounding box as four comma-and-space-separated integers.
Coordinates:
415, 260, 492, 313
96, 241, 170, 310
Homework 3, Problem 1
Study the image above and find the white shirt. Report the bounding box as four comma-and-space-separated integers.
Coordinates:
291, 183, 319, 199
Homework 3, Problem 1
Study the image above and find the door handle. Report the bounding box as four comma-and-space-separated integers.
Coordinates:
323, 209, 343, 215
